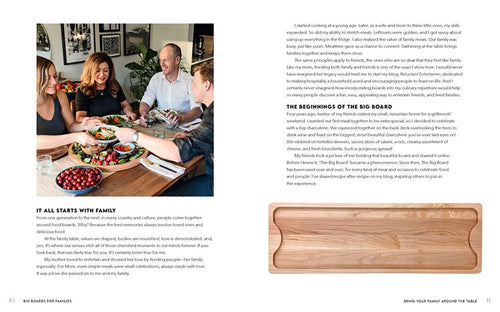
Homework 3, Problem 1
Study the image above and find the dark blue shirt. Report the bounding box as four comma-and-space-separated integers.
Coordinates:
174, 102, 214, 178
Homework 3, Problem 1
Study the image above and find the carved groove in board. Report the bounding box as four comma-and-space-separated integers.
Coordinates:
272, 207, 479, 271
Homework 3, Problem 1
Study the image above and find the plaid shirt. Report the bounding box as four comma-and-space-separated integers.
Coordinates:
174, 102, 214, 178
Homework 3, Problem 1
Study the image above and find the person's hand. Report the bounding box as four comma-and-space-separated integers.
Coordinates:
126, 112, 137, 121
139, 114, 148, 127
165, 112, 181, 125
172, 131, 189, 139
75, 132, 97, 146
80, 116, 104, 130
115, 128, 136, 143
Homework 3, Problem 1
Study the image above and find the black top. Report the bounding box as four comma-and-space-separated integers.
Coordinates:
174, 102, 214, 178
75, 84, 127, 117
37, 97, 67, 135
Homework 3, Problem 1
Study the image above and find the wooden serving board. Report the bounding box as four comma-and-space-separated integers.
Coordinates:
269, 203, 482, 273
68, 143, 149, 172
37, 145, 69, 160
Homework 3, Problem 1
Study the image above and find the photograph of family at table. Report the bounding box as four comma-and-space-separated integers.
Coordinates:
36, 25, 214, 196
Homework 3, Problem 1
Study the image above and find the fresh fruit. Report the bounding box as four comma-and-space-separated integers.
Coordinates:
56, 167, 101, 191
114, 144, 133, 152
59, 80, 79, 93
72, 143, 145, 167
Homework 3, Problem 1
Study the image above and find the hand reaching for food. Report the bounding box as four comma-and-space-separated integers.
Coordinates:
115, 128, 136, 143
80, 117, 104, 130
126, 112, 137, 121
75, 132, 98, 146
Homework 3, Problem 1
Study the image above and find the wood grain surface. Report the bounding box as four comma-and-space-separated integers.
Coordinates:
82, 155, 204, 196
269, 203, 482, 273
37, 145, 69, 160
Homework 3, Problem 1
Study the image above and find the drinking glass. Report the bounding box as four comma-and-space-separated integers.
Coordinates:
37, 155, 52, 175
153, 128, 166, 138
145, 116, 154, 128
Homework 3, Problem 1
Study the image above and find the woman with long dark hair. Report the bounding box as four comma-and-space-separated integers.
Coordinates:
75, 52, 136, 122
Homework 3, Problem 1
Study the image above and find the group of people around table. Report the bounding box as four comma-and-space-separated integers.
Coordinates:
36, 43, 214, 196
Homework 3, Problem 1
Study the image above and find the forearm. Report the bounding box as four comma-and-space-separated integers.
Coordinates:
136, 133, 181, 162
139, 102, 151, 117
75, 111, 87, 123
121, 101, 134, 115
37, 133, 78, 150
68, 122, 84, 133
123, 105, 134, 115
179, 107, 202, 124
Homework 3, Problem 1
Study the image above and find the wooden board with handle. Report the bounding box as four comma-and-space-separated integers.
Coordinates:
37, 145, 69, 161
269, 203, 482, 273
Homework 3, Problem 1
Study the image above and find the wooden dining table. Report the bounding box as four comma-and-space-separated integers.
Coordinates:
36, 122, 204, 196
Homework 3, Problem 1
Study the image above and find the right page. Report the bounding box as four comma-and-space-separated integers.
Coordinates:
265, 0, 499, 310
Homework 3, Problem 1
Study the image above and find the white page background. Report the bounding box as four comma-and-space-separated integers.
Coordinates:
1, 0, 499, 311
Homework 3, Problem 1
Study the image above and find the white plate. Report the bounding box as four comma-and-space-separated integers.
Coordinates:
102, 114, 129, 126
87, 125, 119, 144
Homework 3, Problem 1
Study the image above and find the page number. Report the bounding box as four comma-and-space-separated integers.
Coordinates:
486, 298, 491, 303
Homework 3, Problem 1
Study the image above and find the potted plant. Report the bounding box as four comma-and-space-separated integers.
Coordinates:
125, 44, 161, 104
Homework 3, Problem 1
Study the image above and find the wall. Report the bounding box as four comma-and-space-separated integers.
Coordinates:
40, 24, 194, 101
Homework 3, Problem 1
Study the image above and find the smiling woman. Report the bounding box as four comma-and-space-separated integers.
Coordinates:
75, 52, 137, 122
36, 56, 102, 150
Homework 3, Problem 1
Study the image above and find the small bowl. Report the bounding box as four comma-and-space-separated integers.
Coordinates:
113, 142, 136, 156
55, 166, 103, 195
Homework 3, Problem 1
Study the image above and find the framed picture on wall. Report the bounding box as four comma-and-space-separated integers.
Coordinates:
99, 24, 120, 32
100, 34, 121, 57
60, 24, 95, 65
123, 24, 151, 55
